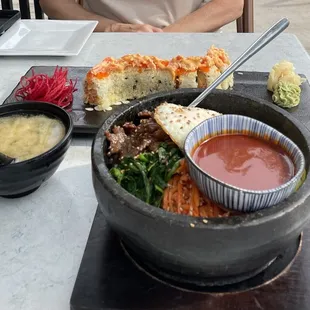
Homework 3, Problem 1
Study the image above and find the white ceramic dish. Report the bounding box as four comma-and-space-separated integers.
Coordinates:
0, 20, 98, 56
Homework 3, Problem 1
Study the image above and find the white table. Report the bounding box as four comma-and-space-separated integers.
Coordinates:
0, 33, 310, 310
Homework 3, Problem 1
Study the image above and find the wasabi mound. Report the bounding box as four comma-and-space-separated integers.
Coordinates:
267, 60, 304, 108
272, 81, 301, 108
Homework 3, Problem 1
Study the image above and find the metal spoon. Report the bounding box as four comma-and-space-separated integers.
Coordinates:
188, 18, 290, 107
0, 152, 15, 166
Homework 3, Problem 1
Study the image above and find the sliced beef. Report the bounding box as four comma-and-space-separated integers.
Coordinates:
122, 122, 137, 135
105, 111, 171, 159
138, 110, 153, 118
105, 127, 128, 155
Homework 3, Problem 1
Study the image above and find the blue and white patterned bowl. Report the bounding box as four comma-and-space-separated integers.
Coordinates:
184, 114, 305, 212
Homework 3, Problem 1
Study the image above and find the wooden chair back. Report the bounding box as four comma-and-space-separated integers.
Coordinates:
236, 0, 254, 33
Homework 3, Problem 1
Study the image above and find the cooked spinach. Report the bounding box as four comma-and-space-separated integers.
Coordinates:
110, 143, 183, 207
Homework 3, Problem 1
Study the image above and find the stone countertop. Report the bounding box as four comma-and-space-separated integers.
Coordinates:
0, 33, 310, 310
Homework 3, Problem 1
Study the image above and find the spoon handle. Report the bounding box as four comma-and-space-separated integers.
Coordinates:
188, 18, 290, 107
0, 152, 15, 166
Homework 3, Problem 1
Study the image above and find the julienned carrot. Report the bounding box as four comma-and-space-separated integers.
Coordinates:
162, 159, 231, 218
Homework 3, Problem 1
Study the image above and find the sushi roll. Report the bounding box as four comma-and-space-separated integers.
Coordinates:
84, 54, 175, 110
169, 55, 202, 88
198, 45, 234, 90
84, 47, 234, 111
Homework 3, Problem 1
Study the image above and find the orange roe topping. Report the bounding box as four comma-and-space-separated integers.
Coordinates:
199, 66, 210, 73
86, 47, 231, 81
169, 55, 202, 75
87, 54, 172, 80
206, 45, 231, 69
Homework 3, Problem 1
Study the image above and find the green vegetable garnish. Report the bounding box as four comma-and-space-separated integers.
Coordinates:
272, 81, 301, 108
110, 143, 183, 206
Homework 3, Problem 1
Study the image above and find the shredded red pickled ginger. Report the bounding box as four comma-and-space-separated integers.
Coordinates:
15, 66, 77, 109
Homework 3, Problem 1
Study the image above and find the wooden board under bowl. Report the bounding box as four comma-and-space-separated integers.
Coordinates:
2, 66, 310, 134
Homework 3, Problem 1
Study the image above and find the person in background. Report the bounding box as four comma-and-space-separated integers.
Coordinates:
39, 0, 244, 33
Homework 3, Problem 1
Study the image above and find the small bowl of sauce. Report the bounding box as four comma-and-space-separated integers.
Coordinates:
184, 114, 305, 212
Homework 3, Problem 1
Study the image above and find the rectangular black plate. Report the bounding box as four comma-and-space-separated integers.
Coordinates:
2, 66, 310, 134
70, 207, 310, 310
0, 10, 20, 35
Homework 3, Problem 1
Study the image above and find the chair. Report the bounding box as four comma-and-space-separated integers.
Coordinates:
1, 0, 85, 19
236, 0, 254, 33
1, 0, 43, 19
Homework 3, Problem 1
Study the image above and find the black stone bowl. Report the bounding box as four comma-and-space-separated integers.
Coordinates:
92, 89, 310, 286
0, 102, 73, 198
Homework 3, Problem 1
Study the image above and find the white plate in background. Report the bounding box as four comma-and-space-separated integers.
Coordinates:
0, 19, 98, 56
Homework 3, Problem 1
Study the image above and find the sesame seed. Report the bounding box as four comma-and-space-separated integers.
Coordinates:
190, 223, 195, 228
203, 219, 208, 224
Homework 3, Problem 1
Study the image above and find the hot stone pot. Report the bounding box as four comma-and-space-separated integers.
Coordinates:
92, 89, 310, 286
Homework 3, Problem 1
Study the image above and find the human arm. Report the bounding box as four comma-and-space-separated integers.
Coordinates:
39, 0, 116, 32
39, 0, 163, 32
163, 0, 244, 32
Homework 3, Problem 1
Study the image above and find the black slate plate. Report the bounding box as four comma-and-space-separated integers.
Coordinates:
0, 10, 21, 35
2, 66, 310, 134
70, 207, 303, 310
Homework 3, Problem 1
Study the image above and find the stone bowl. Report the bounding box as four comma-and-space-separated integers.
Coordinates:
92, 89, 310, 286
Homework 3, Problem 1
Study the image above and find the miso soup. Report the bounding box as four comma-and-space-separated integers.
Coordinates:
0, 114, 66, 162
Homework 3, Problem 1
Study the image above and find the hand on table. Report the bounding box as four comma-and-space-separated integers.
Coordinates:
105, 23, 163, 32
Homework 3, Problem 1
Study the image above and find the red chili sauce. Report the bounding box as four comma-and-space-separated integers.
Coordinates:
192, 134, 295, 191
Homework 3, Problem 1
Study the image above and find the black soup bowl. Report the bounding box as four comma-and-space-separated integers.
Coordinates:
0, 102, 73, 198
92, 89, 310, 286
